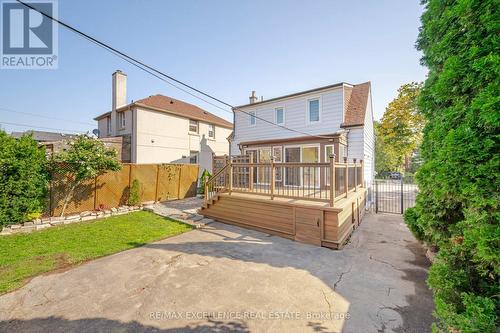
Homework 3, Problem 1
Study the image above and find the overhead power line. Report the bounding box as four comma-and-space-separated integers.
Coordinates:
0, 107, 95, 126
17, 0, 336, 140
0, 121, 86, 134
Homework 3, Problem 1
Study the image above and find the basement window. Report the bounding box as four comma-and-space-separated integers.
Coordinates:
189, 150, 198, 164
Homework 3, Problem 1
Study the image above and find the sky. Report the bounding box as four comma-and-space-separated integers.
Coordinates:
0, 0, 428, 135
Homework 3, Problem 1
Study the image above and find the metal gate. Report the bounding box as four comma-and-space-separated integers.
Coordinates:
369, 179, 418, 214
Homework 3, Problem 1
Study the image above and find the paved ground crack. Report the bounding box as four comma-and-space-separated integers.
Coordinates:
333, 265, 352, 291
321, 289, 333, 314
369, 255, 401, 271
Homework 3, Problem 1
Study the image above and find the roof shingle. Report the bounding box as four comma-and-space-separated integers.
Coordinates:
95, 94, 233, 129
343, 82, 370, 127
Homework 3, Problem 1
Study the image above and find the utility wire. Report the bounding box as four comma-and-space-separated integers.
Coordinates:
0, 121, 87, 134
17, 0, 337, 140
0, 107, 95, 126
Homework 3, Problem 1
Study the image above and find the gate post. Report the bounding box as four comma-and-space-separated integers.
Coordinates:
375, 181, 379, 213
400, 179, 404, 214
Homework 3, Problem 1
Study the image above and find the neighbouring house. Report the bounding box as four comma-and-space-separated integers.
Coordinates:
230, 82, 375, 186
94, 70, 233, 176
10, 130, 123, 159
11, 130, 77, 142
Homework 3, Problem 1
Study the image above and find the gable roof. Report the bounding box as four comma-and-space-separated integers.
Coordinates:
233, 82, 346, 109
94, 94, 233, 129
342, 82, 371, 127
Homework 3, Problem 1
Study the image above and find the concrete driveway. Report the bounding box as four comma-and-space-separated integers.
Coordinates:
0, 213, 434, 333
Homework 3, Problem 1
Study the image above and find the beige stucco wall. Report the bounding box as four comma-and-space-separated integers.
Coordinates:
134, 107, 231, 175
97, 109, 133, 138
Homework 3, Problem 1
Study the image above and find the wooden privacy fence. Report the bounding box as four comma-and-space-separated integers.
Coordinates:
48, 163, 199, 216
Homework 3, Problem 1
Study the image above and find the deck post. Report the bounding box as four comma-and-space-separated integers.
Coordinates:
360, 159, 364, 187
329, 154, 336, 207
353, 158, 357, 192
204, 181, 208, 202
271, 157, 275, 199
228, 160, 233, 195
344, 157, 348, 198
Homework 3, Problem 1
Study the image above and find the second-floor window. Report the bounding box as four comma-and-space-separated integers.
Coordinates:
208, 124, 215, 138
118, 112, 125, 129
106, 116, 111, 134
308, 98, 320, 123
249, 111, 256, 125
189, 119, 199, 133
275, 107, 284, 124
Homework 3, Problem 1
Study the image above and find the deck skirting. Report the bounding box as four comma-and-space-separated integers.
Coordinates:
200, 189, 367, 249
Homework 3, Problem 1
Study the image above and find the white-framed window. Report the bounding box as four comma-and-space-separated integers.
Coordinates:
189, 150, 198, 164
117, 112, 125, 129
307, 98, 320, 123
208, 124, 215, 138
275, 107, 284, 124
249, 111, 256, 126
189, 119, 199, 133
106, 116, 111, 134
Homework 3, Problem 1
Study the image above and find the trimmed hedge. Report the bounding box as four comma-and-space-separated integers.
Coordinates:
0, 131, 49, 226
407, 0, 499, 332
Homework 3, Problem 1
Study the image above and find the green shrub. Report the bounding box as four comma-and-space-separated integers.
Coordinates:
199, 170, 211, 194
0, 131, 49, 226
128, 179, 141, 206
406, 0, 500, 331
403, 207, 425, 241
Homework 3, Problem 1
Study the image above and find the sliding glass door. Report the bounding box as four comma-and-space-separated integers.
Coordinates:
258, 148, 271, 184
284, 145, 319, 187
302, 146, 319, 188
285, 147, 301, 186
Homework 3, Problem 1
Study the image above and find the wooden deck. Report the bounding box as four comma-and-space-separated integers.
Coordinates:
201, 189, 367, 249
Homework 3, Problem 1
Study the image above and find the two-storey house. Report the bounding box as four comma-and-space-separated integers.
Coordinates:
94, 71, 233, 176
230, 82, 374, 186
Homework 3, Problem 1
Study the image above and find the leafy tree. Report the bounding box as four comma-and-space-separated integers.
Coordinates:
374, 121, 399, 174
0, 130, 49, 226
53, 135, 121, 216
405, 0, 499, 331
378, 82, 424, 171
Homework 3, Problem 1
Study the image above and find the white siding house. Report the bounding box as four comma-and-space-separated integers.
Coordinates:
231, 82, 375, 185
95, 71, 232, 177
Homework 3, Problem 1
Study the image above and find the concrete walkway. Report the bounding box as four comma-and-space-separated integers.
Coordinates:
0, 212, 434, 333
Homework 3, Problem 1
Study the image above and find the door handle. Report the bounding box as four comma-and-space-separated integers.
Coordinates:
317, 218, 320, 227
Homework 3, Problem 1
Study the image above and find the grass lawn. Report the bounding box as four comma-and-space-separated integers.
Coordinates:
0, 211, 192, 294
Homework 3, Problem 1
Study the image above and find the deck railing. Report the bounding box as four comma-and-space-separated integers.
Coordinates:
206, 155, 364, 207
205, 164, 229, 202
